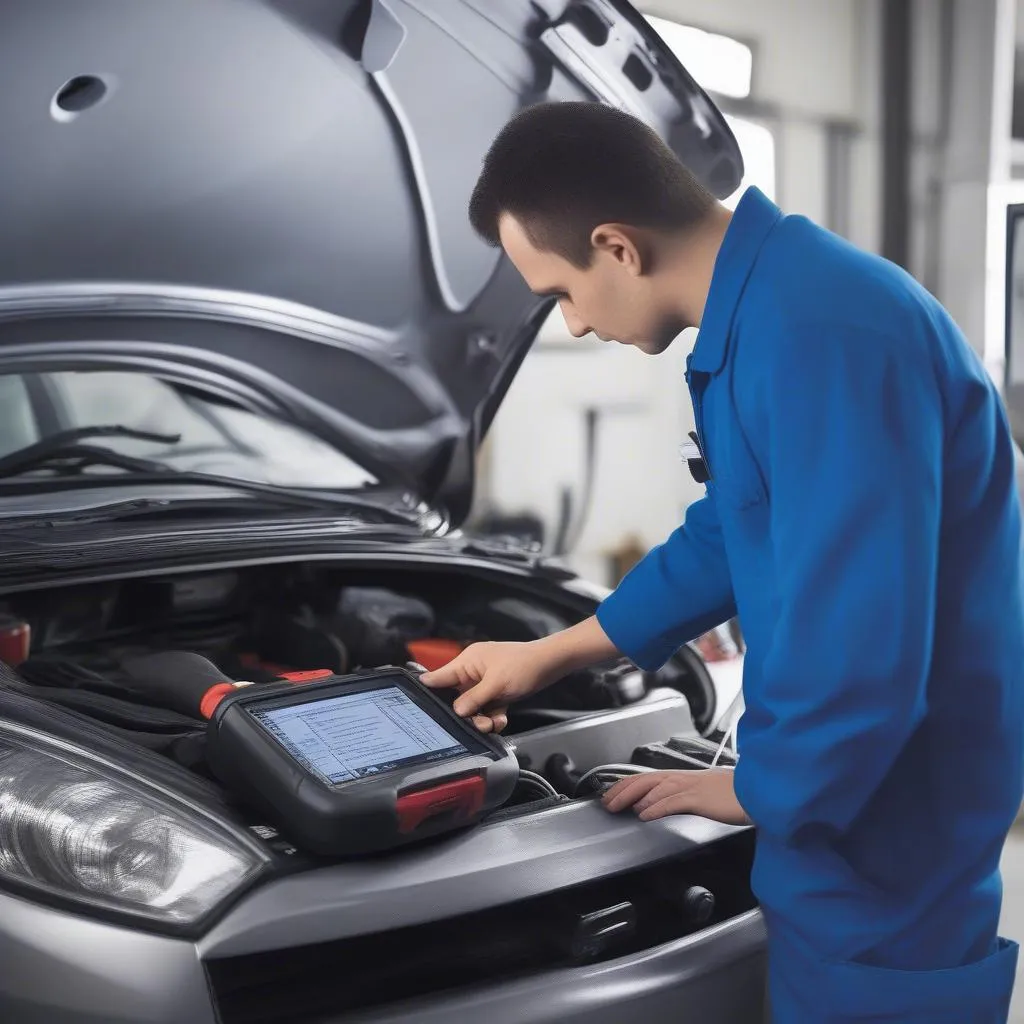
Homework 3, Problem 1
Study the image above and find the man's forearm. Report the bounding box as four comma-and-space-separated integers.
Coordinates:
536, 615, 621, 676
534, 497, 736, 683
594, 497, 736, 672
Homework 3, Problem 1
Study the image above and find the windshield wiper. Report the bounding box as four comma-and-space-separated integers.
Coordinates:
0, 426, 422, 524
0, 426, 181, 480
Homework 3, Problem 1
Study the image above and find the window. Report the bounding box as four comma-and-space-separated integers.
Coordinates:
39, 370, 378, 489
720, 114, 776, 209
0, 375, 39, 457
644, 16, 752, 99
644, 16, 777, 209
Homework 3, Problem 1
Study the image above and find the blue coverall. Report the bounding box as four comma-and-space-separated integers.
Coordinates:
596, 187, 1024, 1022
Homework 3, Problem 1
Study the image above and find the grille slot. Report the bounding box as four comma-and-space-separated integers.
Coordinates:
205, 831, 755, 1024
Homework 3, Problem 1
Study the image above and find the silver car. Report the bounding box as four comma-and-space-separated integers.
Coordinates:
0, 2, 765, 1021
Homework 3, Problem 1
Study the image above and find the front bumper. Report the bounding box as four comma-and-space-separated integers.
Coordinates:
0, 805, 767, 1023
328, 910, 766, 1024
0, 892, 765, 1024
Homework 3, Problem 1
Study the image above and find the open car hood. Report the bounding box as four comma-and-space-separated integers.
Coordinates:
0, 0, 742, 526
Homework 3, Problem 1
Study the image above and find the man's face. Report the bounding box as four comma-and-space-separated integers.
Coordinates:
498, 214, 682, 354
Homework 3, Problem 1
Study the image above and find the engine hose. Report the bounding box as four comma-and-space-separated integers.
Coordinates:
544, 752, 582, 796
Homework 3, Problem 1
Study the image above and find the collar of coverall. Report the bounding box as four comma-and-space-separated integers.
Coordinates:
688, 186, 783, 377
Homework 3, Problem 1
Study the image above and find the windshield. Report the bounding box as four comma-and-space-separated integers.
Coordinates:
0, 370, 378, 490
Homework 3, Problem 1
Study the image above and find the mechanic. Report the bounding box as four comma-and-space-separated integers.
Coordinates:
422, 101, 1024, 1023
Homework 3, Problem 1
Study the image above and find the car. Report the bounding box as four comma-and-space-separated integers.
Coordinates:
0, 2, 766, 1022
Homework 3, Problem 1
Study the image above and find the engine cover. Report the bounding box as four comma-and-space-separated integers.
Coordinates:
509, 688, 695, 776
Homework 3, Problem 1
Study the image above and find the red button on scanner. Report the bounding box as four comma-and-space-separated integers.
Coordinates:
279, 669, 335, 683
396, 775, 486, 834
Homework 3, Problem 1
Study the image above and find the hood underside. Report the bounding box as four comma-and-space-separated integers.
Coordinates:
0, 0, 742, 524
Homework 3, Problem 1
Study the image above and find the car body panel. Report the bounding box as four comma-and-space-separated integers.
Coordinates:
198, 802, 745, 957
0, 884, 764, 1024
0, 0, 742, 523
0, 538, 762, 1020
0, 890, 215, 1024
311, 911, 766, 1024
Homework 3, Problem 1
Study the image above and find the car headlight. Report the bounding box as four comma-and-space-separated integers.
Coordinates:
0, 723, 267, 929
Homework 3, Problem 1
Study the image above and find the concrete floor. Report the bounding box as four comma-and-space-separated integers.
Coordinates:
1002, 826, 1024, 1022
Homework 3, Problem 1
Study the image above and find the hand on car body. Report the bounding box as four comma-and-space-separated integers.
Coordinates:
601, 767, 748, 825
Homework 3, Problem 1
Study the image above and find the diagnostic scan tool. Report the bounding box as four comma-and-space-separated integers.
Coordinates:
207, 667, 518, 856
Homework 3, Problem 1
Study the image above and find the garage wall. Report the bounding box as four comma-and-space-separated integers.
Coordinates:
475, 0, 885, 584
643, 0, 883, 251
904, 0, 1016, 374
480, 323, 702, 584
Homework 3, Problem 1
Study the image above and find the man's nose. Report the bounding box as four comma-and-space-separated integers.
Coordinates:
562, 310, 590, 338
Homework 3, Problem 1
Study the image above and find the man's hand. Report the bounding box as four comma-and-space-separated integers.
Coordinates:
420, 616, 621, 734
601, 767, 750, 825
420, 640, 555, 734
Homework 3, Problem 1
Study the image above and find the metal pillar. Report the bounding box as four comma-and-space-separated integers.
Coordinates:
881, 0, 912, 269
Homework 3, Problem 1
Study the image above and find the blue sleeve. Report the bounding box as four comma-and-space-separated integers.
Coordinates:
596, 493, 736, 671
733, 324, 942, 845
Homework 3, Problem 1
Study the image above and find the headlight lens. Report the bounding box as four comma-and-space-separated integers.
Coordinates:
0, 725, 266, 927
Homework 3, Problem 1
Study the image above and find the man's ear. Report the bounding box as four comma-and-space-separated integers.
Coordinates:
590, 223, 648, 276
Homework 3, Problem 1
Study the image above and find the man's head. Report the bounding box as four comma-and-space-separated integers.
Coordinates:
469, 101, 721, 353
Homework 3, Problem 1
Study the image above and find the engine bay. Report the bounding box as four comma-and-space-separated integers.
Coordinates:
0, 563, 732, 847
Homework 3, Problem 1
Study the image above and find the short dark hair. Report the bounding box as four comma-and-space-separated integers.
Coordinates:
469, 101, 716, 268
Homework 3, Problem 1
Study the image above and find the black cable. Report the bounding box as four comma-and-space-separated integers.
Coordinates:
563, 407, 600, 556
572, 763, 654, 798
